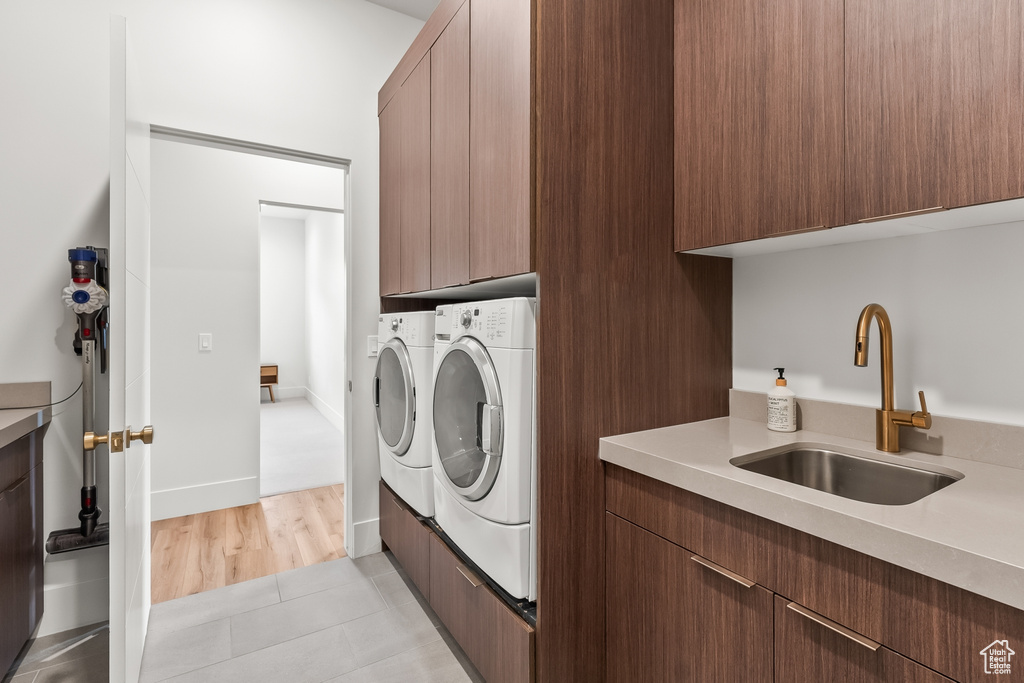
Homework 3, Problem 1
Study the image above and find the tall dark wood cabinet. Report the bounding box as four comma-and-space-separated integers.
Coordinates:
469, 0, 531, 282
1, 431, 45, 675
378, 1, 734, 681
675, 0, 845, 250
429, 1, 470, 289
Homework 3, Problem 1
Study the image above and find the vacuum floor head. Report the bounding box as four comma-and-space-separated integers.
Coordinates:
46, 523, 109, 555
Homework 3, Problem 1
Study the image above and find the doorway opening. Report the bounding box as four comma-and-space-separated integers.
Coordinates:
258, 203, 347, 498
147, 128, 355, 603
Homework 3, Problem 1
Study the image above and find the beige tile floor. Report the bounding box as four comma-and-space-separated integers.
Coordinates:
5, 553, 482, 683
139, 552, 482, 683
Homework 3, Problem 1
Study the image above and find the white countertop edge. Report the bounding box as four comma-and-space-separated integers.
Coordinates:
0, 407, 52, 450
599, 416, 1024, 612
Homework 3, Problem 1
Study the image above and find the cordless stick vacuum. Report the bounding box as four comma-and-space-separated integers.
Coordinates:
46, 247, 111, 554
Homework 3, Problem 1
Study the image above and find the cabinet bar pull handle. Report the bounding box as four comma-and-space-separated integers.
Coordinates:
456, 564, 484, 588
771, 225, 827, 237
857, 206, 945, 223
787, 602, 881, 651
690, 555, 756, 588
391, 497, 403, 511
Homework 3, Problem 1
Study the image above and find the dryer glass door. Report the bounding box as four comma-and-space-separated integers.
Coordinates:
373, 338, 415, 456
433, 337, 503, 501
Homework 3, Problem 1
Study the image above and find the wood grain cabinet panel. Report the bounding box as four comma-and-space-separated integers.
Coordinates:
947, 1, 1024, 209
378, 480, 432, 601
379, 54, 431, 296
428, 533, 534, 683
845, 0, 949, 222
847, 0, 1024, 222
675, 0, 845, 250
0, 434, 44, 676
608, 465, 1024, 683
379, 100, 402, 296
775, 596, 953, 682
606, 513, 773, 682
429, 1, 470, 289
400, 55, 432, 294
469, 0, 531, 282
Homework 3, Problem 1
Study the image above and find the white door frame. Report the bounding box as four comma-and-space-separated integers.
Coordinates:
148, 125, 355, 553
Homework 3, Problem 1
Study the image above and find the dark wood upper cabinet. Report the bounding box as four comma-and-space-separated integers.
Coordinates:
430, 1, 470, 289
400, 54, 432, 294
470, 0, 531, 282
845, 0, 948, 223
380, 54, 431, 295
379, 99, 402, 296
675, 0, 845, 251
948, 1, 1024, 209
847, 0, 1024, 222
606, 513, 773, 682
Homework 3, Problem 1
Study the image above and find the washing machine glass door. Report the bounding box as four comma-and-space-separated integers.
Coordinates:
373, 338, 415, 456
433, 337, 503, 501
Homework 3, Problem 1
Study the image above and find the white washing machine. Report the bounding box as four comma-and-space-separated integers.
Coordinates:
432, 298, 537, 601
373, 311, 435, 517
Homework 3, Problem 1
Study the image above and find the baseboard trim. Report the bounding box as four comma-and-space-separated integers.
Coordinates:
37, 577, 110, 637
350, 517, 381, 559
306, 389, 345, 433
272, 386, 307, 400
151, 476, 259, 520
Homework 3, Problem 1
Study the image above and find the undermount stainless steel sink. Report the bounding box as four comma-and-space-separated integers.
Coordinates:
730, 446, 963, 505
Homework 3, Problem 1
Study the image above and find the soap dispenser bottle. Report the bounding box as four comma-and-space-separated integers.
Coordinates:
767, 367, 796, 432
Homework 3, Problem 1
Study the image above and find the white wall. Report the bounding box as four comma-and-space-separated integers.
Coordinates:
305, 211, 348, 432
260, 216, 308, 397
151, 139, 345, 518
734, 222, 1024, 427
0, 0, 422, 634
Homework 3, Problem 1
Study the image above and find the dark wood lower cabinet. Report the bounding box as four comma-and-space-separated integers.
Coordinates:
0, 432, 44, 675
606, 513, 773, 682
775, 596, 952, 682
606, 464, 1024, 683
428, 534, 534, 683
378, 480, 432, 601
379, 480, 535, 682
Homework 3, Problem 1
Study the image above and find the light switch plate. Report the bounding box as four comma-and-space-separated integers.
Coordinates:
199, 333, 213, 352
368, 335, 378, 357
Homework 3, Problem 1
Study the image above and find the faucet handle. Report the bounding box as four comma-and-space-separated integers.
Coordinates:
912, 390, 932, 429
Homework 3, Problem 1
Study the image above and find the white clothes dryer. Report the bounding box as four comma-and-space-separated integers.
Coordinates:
373, 311, 435, 517
432, 298, 537, 601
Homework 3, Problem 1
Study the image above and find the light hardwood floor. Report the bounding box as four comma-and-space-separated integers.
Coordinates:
151, 484, 346, 604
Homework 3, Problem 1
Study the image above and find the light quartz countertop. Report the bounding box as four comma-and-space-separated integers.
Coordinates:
0, 406, 51, 450
600, 416, 1024, 612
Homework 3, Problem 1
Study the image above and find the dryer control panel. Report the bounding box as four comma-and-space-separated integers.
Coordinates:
447, 298, 536, 349
378, 311, 434, 347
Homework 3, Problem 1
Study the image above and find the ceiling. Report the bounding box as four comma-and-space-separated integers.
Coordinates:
364, 0, 441, 21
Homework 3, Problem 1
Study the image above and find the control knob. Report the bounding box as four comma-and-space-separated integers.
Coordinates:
460, 310, 473, 328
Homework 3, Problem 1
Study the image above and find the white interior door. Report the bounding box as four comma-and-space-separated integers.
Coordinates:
109, 15, 152, 683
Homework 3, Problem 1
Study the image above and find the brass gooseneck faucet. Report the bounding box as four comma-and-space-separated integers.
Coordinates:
854, 304, 932, 452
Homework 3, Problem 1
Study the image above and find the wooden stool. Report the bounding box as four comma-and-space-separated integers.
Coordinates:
260, 364, 278, 402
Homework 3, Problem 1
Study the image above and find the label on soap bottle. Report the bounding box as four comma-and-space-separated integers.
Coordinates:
767, 395, 796, 432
